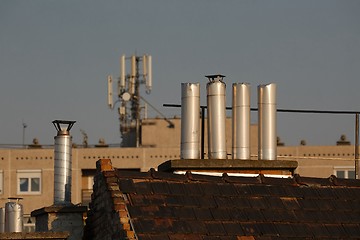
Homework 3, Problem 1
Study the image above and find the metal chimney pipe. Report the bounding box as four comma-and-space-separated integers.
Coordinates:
181, 83, 200, 159
5, 198, 23, 233
0, 208, 4, 233
52, 120, 76, 205
258, 83, 277, 160
232, 83, 251, 159
206, 75, 227, 159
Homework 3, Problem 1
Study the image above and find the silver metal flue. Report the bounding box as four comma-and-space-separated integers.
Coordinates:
258, 83, 277, 160
181, 83, 200, 159
0, 208, 4, 233
206, 75, 227, 159
232, 83, 251, 159
5, 198, 23, 233
52, 120, 76, 205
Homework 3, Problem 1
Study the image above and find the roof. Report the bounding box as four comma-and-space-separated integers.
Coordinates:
84, 159, 360, 240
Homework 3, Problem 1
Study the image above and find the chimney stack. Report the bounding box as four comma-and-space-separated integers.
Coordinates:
258, 83, 277, 160
4, 198, 23, 233
206, 75, 227, 159
52, 120, 76, 205
232, 83, 251, 160
181, 83, 200, 159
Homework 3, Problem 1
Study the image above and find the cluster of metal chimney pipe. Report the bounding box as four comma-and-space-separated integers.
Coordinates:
180, 74, 277, 160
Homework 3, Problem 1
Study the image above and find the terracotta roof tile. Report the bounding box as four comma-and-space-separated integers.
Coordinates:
241, 223, 260, 236
248, 196, 267, 209
242, 209, 263, 221
134, 181, 153, 194
84, 159, 360, 240
245, 185, 271, 196
210, 208, 231, 221
150, 181, 171, 194
168, 182, 186, 195
280, 197, 300, 210
205, 221, 227, 235
222, 221, 245, 235
228, 209, 247, 221
193, 207, 213, 220
168, 233, 202, 240
118, 179, 136, 193
343, 224, 360, 237
197, 196, 217, 208
200, 182, 222, 195
256, 222, 278, 236
183, 182, 204, 196
175, 206, 195, 219
187, 220, 207, 233
294, 174, 334, 187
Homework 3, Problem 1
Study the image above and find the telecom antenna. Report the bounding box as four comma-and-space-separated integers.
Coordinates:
107, 75, 113, 109
107, 54, 152, 147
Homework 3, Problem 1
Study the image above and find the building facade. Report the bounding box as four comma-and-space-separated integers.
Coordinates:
0, 118, 357, 224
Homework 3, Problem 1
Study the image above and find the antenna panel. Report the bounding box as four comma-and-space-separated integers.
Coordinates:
107, 75, 113, 109
131, 55, 136, 78
130, 55, 136, 95
120, 54, 126, 89
143, 55, 147, 78
146, 55, 152, 93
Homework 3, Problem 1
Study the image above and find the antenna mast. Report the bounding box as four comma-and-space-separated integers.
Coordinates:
107, 54, 152, 147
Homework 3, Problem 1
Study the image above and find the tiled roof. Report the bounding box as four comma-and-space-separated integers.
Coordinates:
84, 159, 360, 240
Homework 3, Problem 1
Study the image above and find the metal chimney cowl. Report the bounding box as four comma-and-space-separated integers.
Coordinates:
52, 120, 76, 205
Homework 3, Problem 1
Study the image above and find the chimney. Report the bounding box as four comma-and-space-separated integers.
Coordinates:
206, 75, 227, 159
181, 83, 200, 159
258, 83, 277, 160
0, 208, 4, 233
52, 120, 76, 205
4, 198, 23, 233
31, 120, 87, 240
232, 83, 251, 160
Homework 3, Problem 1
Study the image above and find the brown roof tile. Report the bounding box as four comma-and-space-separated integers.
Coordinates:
84, 159, 360, 240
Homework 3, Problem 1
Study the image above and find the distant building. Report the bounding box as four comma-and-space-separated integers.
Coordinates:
0, 118, 358, 231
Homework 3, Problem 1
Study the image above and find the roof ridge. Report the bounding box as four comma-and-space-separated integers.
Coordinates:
112, 163, 360, 188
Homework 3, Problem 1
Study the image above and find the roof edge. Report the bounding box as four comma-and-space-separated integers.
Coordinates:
158, 159, 298, 173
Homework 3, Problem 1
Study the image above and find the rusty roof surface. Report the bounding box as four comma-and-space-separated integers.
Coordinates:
84, 159, 360, 240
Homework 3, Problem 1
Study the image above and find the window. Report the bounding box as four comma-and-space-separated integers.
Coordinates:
17, 170, 41, 195
334, 167, 355, 179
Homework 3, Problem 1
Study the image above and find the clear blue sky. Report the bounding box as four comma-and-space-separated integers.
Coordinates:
1, 0, 359, 146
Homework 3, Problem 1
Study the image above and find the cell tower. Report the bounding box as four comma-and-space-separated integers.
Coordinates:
107, 54, 152, 147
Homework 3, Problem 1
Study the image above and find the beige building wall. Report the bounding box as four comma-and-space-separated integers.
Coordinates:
0, 118, 357, 217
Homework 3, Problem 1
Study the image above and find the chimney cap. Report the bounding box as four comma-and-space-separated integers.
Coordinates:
52, 120, 76, 132
205, 74, 226, 82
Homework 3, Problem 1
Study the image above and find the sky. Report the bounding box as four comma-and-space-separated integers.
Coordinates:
0, 0, 360, 147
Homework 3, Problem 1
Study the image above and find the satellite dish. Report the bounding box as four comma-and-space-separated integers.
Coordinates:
122, 92, 131, 102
